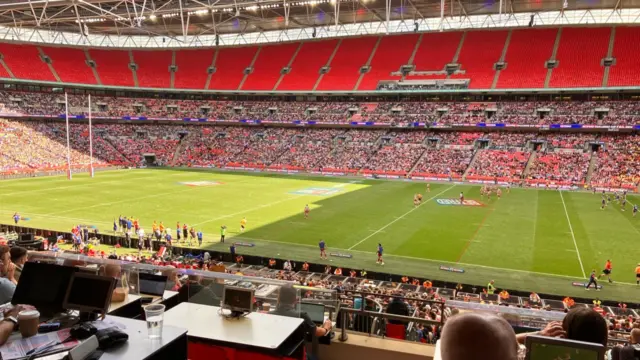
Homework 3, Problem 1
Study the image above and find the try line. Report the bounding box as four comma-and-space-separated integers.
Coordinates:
559, 190, 586, 278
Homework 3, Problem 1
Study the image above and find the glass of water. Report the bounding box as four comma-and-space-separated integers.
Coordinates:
144, 304, 165, 339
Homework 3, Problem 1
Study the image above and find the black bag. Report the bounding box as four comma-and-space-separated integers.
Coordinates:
95, 327, 129, 350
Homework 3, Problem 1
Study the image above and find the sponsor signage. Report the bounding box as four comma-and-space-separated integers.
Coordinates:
330, 253, 353, 259
439, 265, 465, 273
436, 199, 484, 206
233, 242, 255, 247
571, 282, 602, 290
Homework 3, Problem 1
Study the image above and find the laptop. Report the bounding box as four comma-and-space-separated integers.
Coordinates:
300, 303, 326, 325
525, 335, 604, 360
138, 273, 168, 297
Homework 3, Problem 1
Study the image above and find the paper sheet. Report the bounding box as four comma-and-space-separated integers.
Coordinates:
0, 328, 79, 360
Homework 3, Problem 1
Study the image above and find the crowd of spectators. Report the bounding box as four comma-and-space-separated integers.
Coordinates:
527, 152, 591, 183
467, 150, 529, 179
590, 135, 640, 187
413, 149, 473, 177
5, 90, 640, 126
1, 116, 639, 187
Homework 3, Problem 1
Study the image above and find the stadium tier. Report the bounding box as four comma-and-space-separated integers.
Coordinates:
6, 91, 640, 127
132, 50, 173, 88
496, 28, 557, 89
88, 49, 135, 87
0, 95, 639, 191
3, 26, 640, 90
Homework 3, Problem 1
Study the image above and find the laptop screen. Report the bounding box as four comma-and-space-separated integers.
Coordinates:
138, 273, 168, 296
301, 303, 325, 324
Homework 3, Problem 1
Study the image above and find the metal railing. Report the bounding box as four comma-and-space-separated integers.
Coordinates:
337, 290, 446, 343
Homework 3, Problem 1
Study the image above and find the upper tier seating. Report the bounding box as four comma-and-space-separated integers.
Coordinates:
0, 43, 55, 82
41, 46, 96, 84
451, 30, 508, 89
89, 49, 134, 87
316, 37, 378, 91
406, 31, 462, 80
1, 26, 639, 91
173, 49, 214, 89
277, 40, 338, 91
242, 43, 299, 91
209, 46, 259, 90
550, 27, 610, 88
357, 34, 419, 90
497, 29, 557, 89
608, 26, 640, 86
133, 50, 172, 88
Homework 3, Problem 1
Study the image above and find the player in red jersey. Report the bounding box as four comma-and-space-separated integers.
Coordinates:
304, 204, 310, 219
459, 191, 464, 204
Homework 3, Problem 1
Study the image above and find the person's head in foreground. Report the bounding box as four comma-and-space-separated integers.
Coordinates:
441, 312, 518, 360
562, 307, 608, 347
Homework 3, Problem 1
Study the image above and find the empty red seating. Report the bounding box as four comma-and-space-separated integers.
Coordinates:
89, 49, 134, 87
608, 26, 640, 86
497, 29, 557, 89
407, 32, 463, 80
0, 43, 55, 81
316, 36, 379, 91
451, 30, 508, 89
242, 43, 299, 91
41, 46, 96, 84
358, 34, 419, 90
0, 62, 8, 79
277, 40, 338, 91
550, 27, 610, 88
174, 49, 215, 89
209, 46, 259, 90
133, 50, 172, 88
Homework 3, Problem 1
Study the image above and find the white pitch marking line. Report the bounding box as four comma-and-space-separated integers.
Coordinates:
0, 171, 180, 197
47, 187, 199, 216
191, 196, 304, 227
559, 190, 586, 278
347, 184, 456, 250
220, 235, 596, 283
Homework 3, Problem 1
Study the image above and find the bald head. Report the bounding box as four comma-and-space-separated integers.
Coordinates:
631, 328, 640, 344
441, 313, 518, 360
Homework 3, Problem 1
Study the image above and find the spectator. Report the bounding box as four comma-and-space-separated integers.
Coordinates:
271, 286, 333, 338
9, 247, 27, 282
440, 313, 518, 360
386, 296, 410, 326
610, 328, 640, 360
563, 307, 608, 347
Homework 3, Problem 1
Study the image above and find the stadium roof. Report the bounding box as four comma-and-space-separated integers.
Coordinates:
0, 0, 638, 47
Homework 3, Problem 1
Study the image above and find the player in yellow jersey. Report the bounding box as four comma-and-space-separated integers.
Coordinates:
240, 217, 247, 232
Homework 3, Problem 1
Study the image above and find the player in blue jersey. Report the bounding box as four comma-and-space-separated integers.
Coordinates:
621, 198, 627, 211
633, 204, 638, 217
601, 197, 606, 210
376, 243, 384, 265
319, 239, 327, 259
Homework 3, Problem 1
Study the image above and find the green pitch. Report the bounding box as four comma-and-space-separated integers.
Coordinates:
1, 168, 639, 302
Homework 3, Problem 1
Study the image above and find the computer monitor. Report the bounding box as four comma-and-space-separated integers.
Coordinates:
138, 273, 168, 296
525, 335, 604, 360
63, 272, 116, 314
222, 286, 254, 313
300, 303, 325, 324
12, 262, 78, 315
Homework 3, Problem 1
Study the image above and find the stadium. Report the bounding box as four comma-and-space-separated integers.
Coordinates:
0, 0, 639, 357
